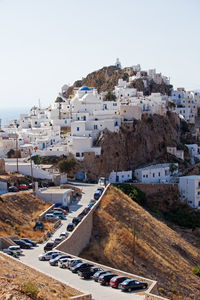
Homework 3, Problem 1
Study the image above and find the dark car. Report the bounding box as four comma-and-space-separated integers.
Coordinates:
67, 223, 75, 232
110, 276, 129, 288
49, 255, 71, 266
98, 273, 117, 286
94, 190, 101, 200
70, 262, 93, 273
97, 187, 104, 194
44, 241, 54, 252
77, 207, 90, 219
92, 270, 110, 282
21, 238, 37, 247
119, 279, 148, 292
13, 240, 32, 249
72, 217, 81, 226
8, 186, 19, 192
78, 267, 103, 279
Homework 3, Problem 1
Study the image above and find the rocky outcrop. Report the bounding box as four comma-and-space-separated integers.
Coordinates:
81, 112, 181, 179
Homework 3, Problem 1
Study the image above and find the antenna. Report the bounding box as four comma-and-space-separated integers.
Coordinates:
0, 119, 1, 130
38, 98, 41, 109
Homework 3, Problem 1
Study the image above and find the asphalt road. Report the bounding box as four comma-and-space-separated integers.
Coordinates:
20, 183, 145, 300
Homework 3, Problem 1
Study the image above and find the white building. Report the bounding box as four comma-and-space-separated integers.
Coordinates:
185, 144, 200, 161
134, 163, 178, 183
179, 176, 200, 209
109, 170, 132, 183
36, 186, 72, 206
167, 146, 184, 160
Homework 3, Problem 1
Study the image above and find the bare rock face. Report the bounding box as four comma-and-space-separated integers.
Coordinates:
81, 112, 180, 179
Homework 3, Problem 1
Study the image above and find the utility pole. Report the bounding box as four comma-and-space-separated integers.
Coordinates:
132, 219, 137, 265
15, 135, 19, 173
29, 149, 34, 192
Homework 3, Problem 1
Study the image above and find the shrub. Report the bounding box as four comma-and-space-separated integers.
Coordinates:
115, 183, 147, 206
21, 280, 39, 298
192, 265, 200, 276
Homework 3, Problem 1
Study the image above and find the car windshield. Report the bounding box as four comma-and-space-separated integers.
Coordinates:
123, 279, 132, 285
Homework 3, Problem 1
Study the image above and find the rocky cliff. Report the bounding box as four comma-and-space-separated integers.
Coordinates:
80, 112, 184, 179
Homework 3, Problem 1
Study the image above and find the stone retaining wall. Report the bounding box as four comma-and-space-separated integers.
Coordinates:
71, 294, 92, 300
39, 203, 55, 220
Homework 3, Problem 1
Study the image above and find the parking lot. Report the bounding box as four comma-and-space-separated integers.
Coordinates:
18, 183, 145, 300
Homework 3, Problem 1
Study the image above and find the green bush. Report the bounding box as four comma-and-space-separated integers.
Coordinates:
165, 206, 200, 228
192, 265, 200, 276
115, 183, 147, 206
21, 280, 39, 298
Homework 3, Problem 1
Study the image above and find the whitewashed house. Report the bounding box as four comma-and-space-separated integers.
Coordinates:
179, 175, 200, 209
109, 170, 132, 183
134, 163, 178, 183
167, 146, 184, 160
185, 144, 200, 160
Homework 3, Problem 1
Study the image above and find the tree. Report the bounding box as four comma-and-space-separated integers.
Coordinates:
103, 91, 116, 101
57, 158, 77, 174
7, 149, 15, 158
169, 163, 178, 175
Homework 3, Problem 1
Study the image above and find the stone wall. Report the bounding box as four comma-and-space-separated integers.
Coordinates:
56, 185, 109, 256
71, 294, 92, 300
39, 203, 55, 220
132, 183, 179, 196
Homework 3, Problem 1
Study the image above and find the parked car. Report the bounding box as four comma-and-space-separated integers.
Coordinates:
94, 190, 101, 200
70, 262, 93, 273
53, 211, 66, 219
60, 205, 69, 213
72, 217, 81, 226
88, 204, 94, 209
13, 240, 32, 249
53, 207, 67, 215
78, 267, 103, 279
67, 223, 75, 232
39, 251, 61, 261
7, 246, 22, 255
49, 255, 71, 266
17, 184, 29, 191
110, 276, 129, 288
89, 200, 96, 206
44, 242, 55, 252
98, 273, 117, 286
119, 279, 148, 292
92, 270, 110, 282
45, 213, 59, 221
77, 207, 90, 219
97, 187, 104, 194
58, 257, 72, 268
20, 238, 37, 247
8, 186, 19, 192
59, 232, 69, 238
67, 259, 82, 269
53, 237, 64, 245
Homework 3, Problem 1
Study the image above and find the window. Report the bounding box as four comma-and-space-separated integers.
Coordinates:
146, 174, 148, 178
153, 173, 155, 177
81, 153, 84, 157
76, 152, 80, 157
114, 121, 118, 126
77, 117, 80, 120
77, 127, 79, 131
94, 125, 98, 130
158, 172, 160, 177
143, 175, 145, 178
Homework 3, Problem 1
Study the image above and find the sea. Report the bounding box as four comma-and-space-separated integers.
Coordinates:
0, 107, 29, 128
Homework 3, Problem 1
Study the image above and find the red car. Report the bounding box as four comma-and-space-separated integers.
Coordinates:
110, 276, 129, 288
17, 184, 29, 191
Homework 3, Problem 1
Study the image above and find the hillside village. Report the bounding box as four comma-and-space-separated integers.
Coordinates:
1, 61, 200, 299
1, 60, 200, 208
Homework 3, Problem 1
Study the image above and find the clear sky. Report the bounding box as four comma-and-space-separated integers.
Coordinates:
0, 0, 199, 110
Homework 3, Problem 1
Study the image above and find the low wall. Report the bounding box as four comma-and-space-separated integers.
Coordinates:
132, 183, 179, 196
56, 185, 110, 256
71, 294, 92, 300
39, 203, 55, 220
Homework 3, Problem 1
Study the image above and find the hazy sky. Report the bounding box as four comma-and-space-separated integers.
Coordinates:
0, 0, 199, 110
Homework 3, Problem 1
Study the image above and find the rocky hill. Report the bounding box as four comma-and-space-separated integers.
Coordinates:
80, 112, 192, 180
63, 65, 173, 98
81, 185, 200, 299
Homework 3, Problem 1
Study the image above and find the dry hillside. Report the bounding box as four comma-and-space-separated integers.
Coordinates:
81, 186, 200, 299
0, 192, 52, 240
0, 253, 79, 299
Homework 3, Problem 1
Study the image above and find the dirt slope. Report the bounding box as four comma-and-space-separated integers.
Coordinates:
0, 192, 51, 240
81, 186, 200, 299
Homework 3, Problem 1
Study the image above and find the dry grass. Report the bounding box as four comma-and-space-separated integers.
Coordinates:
81, 186, 200, 300
0, 253, 80, 299
0, 192, 53, 240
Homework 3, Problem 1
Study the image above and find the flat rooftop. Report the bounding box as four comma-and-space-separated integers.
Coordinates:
179, 175, 200, 180
40, 188, 72, 194
135, 163, 174, 171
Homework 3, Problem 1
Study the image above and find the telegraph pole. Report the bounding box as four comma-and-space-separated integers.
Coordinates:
29, 149, 34, 192
15, 135, 19, 173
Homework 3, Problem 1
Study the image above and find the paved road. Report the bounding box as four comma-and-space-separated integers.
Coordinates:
20, 183, 145, 300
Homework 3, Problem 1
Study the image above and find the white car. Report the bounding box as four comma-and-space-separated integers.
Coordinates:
59, 232, 69, 238
8, 246, 22, 255
39, 251, 61, 261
